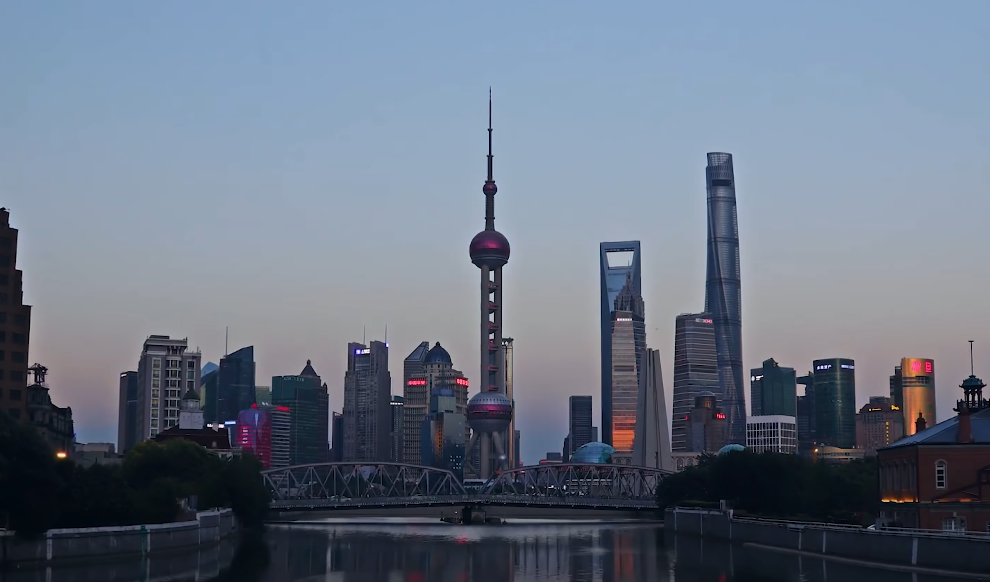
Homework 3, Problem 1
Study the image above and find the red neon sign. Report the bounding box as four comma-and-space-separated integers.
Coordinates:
926, 361, 933, 373
407, 379, 427, 386
911, 360, 921, 373
716, 413, 726, 419
455, 378, 469, 387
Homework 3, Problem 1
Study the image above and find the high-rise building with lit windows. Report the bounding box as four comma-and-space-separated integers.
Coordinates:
343, 341, 391, 462
135, 335, 202, 443
811, 358, 856, 448
856, 396, 903, 455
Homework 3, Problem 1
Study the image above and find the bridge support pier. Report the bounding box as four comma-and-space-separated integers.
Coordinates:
462, 506, 473, 524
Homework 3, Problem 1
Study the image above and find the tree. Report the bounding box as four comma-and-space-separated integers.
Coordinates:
0, 411, 63, 537
220, 455, 269, 528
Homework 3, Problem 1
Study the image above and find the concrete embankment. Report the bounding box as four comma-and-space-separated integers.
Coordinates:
666, 508, 990, 576
1, 509, 237, 567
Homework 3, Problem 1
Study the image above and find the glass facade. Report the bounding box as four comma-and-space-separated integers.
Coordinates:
568, 395, 594, 455
671, 313, 719, 452
570, 442, 617, 464
217, 346, 256, 424
599, 241, 643, 447
812, 358, 857, 449
608, 275, 645, 457
704, 152, 746, 443
272, 364, 329, 465
899, 358, 935, 436
343, 341, 391, 462
750, 358, 797, 417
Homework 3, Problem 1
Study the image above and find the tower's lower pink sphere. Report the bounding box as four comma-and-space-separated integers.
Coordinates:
469, 230, 510, 269
467, 391, 512, 434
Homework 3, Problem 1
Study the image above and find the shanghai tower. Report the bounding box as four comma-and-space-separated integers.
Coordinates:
704, 152, 745, 443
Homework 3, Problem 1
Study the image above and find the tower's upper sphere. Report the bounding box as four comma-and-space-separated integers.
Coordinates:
469, 230, 510, 270
483, 181, 498, 196
466, 391, 512, 434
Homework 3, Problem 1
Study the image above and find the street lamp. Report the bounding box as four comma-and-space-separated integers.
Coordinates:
55, 451, 67, 460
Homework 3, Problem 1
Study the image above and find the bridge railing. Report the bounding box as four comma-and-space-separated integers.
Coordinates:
271, 494, 658, 510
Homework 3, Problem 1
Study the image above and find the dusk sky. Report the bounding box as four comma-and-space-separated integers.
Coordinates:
2, 1, 988, 464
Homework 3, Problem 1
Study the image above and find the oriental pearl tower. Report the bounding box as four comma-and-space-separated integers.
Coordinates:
466, 93, 513, 479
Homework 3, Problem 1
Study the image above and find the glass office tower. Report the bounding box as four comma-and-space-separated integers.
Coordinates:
704, 152, 745, 443
750, 358, 797, 417
599, 241, 644, 447
811, 358, 856, 449
671, 313, 719, 452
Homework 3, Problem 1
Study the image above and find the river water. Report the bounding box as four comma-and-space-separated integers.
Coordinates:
13, 518, 970, 582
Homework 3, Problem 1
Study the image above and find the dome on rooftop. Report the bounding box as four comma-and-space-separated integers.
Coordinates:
718, 444, 746, 455
425, 343, 452, 365
570, 442, 617, 464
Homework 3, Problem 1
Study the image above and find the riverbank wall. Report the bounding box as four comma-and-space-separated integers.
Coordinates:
666, 508, 990, 574
1, 508, 237, 566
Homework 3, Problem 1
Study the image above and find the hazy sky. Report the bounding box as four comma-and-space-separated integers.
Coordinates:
3, 1, 988, 464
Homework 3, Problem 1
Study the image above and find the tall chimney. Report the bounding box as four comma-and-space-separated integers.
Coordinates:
957, 407, 973, 444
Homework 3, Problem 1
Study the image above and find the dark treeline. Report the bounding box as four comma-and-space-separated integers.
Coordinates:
657, 450, 878, 524
0, 411, 270, 538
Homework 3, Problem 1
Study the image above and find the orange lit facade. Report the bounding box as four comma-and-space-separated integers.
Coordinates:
877, 373, 990, 532
892, 358, 936, 437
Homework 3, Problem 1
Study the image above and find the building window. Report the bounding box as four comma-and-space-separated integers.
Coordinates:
10, 371, 22, 381
942, 517, 966, 532
152, 369, 161, 379
167, 359, 180, 369
186, 380, 194, 390
12, 333, 24, 344
186, 369, 195, 380
167, 369, 180, 378
935, 460, 947, 489
11, 352, 24, 363
9, 389, 20, 401
152, 379, 160, 389
187, 360, 195, 369
153, 358, 161, 369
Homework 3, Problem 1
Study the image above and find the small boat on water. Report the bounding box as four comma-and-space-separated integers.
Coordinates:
440, 509, 504, 525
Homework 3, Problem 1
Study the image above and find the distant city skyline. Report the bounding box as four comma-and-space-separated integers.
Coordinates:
4, 2, 989, 464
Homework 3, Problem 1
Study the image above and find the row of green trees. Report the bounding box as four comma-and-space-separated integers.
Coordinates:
0, 411, 270, 538
657, 449, 878, 524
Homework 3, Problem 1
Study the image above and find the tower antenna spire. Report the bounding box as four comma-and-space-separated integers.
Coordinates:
970, 340, 976, 376
487, 87, 494, 183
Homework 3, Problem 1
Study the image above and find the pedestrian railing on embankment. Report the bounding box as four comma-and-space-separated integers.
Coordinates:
0, 508, 237, 566
666, 507, 990, 574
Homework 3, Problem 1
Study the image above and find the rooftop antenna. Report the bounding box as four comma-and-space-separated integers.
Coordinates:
970, 340, 976, 375
384, 324, 388, 345
363, 326, 366, 345
225, 327, 229, 356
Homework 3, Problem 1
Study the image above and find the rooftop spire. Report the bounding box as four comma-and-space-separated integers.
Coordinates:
487, 87, 494, 183
970, 340, 975, 376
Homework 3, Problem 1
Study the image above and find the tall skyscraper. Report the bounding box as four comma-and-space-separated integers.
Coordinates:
514, 429, 521, 467
568, 396, 593, 456
390, 395, 404, 463
892, 358, 936, 437
135, 336, 202, 442
502, 337, 516, 469
0, 209, 31, 422
465, 95, 513, 479
216, 345, 256, 423
330, 411, 344, 462
402, 341, 430, 464
599, 240, 643, 447
272, 361, 329, 465
608, 273, 646, 460
343, 341, 391, 462
117, 371, 139, 453
670, 313, 719, 452
704, 152, 745, 443
633, 348, 672, 469
750, 358, 797, 417
811, 358, 856, 449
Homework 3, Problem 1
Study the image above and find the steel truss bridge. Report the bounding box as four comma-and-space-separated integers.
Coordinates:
263, 462, 671, 511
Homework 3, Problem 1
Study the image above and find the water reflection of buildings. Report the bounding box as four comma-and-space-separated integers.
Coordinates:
264, 523, 663, 582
